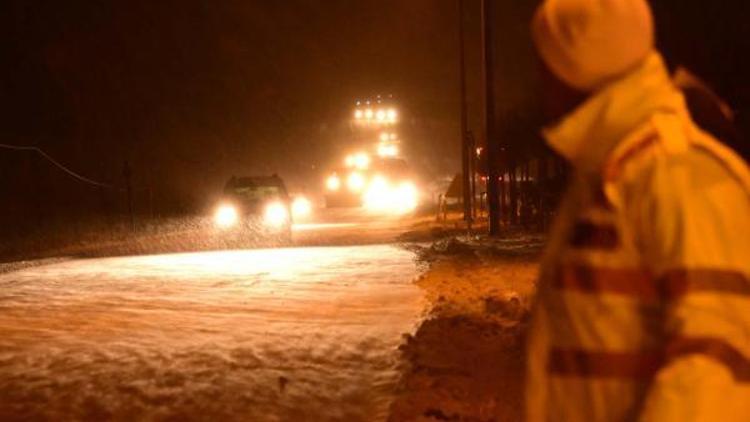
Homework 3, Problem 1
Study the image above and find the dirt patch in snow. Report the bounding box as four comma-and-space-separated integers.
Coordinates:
390, 235, 541, 421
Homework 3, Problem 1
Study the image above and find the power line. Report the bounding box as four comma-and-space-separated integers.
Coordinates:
0, 143, 114, 188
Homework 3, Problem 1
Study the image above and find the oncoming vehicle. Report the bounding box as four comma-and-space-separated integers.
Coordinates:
362, 157, 419, 214
324, 155, 419, 214
213, 175, 292, 241
324, 167, 366, 208
324, 97, 419, 213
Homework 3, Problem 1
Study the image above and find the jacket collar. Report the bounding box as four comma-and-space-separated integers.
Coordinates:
543, 52, 688, 172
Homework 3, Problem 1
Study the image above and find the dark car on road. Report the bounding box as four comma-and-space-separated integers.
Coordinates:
213, 175, 292, 242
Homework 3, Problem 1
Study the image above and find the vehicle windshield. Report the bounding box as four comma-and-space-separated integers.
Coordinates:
224, 177, 288, 205
228, 185, 282, 201
373, 158, 410, 178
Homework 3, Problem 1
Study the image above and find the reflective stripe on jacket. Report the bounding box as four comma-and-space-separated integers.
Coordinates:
526, 52, 750, 422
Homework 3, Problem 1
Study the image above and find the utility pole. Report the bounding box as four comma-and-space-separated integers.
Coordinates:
458, 0, 472, 224
481, 0, 501, 236
467, 130, 477, 217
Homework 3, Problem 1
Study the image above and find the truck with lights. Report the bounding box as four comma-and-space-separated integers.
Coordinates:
323, 97, 419, 214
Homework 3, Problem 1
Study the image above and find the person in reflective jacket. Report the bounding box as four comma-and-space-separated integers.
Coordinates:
526, 0, 750, 421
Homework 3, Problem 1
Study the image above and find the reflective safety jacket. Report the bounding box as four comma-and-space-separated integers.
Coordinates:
526, 53, 750, 422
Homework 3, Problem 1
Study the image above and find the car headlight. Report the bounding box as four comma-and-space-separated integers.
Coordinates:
292, 196, 312, 219
387, 108, 398, 122
326, 175, 341, 191
363, 175, 390, 210
214, 204, 238, 228
395, 182, 418, 213
363, 179, 418, 214
353, 153, 370, 169
264, 202, 289, 227
347, 172, 366, 192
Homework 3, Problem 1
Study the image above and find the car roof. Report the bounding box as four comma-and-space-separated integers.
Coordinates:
225, 175, 286, 188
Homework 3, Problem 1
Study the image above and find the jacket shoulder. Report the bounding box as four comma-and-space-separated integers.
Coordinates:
603, 113, 750, 196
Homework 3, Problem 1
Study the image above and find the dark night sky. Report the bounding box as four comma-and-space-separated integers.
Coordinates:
2, 1, 460, 199
1, 0, 748, 225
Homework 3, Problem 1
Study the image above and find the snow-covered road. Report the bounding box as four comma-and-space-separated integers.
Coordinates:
0, 245, 423, 421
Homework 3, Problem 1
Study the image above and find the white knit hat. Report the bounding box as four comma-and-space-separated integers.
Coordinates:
532, 0, 655, 92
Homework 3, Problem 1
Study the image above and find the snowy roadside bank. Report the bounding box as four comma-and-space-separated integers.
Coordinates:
0, 245, 425, 421
390, 235, 543, 421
